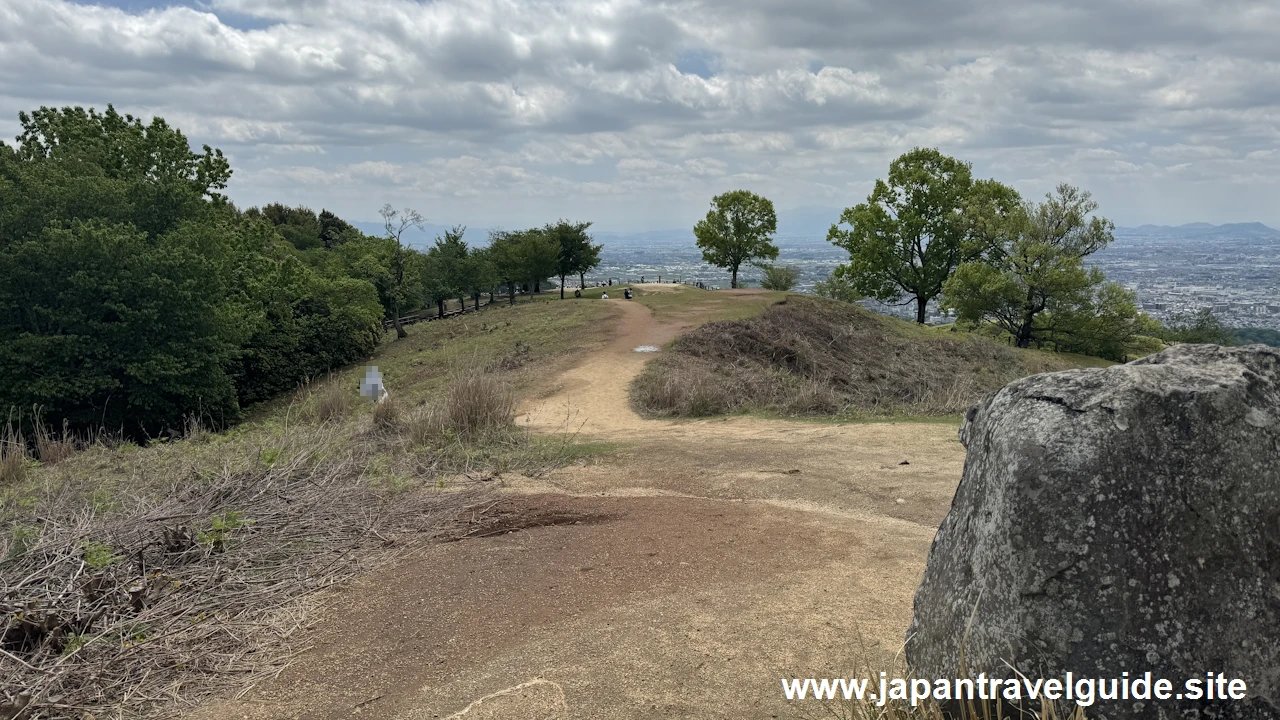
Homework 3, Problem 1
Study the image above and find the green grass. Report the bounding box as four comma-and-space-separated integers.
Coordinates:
632, 284, 789, 322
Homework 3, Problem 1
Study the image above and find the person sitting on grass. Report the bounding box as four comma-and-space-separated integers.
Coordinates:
601, 291, 609, 299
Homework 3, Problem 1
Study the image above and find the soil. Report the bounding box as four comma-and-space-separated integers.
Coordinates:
190, 286, 966, 719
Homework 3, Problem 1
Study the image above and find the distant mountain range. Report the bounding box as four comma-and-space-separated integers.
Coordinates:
349, 217, 1280, 248
1114, 222, 1280, 239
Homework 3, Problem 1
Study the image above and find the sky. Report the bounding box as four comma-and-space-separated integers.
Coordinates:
1, 0, 1278, 232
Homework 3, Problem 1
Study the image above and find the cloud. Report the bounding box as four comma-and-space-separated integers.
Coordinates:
1, 0, 1278, 229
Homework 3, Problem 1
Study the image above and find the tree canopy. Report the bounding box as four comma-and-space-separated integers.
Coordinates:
827, 148, 1021, 323
0, 104, 607, 438
693, 190, 779, 289
942, 184, 1118, 348
545, 220, 601, 298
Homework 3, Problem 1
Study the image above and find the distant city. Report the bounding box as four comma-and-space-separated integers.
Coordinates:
581, 222, 1280, 331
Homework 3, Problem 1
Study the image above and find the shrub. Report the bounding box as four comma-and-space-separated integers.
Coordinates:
756, 263, 801, 291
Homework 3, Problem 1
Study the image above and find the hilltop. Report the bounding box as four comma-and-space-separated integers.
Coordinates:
632, 293, 1109, 419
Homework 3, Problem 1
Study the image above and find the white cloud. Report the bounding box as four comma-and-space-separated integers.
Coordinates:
1, 0, 1278, 229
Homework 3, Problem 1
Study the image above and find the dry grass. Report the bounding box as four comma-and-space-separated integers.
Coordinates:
438, 372, 517, 440
0, 299, 616, 718
298, 377, 355, 424
32, 418, 76, 465
0, 423, 26, 487
370, 396, 404, 432
0, 426, 496, 719
632, 295, 1100, 419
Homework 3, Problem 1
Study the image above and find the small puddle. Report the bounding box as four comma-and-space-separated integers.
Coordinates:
633, 345, 660, 353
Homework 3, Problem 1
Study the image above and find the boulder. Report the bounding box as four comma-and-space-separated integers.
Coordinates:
906, 344, 1280, 719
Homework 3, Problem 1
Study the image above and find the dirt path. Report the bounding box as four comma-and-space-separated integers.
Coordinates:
193, 288, 965, 719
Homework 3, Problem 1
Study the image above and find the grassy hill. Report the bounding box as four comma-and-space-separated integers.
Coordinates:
630, 294, 1111, 420
0, 292, 615, 718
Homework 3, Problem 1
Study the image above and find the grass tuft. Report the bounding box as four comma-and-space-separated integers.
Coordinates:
1, 420, 28, 485
301, 377, 355, 423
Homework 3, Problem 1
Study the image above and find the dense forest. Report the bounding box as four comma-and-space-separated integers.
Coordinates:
0, 106, 600, 437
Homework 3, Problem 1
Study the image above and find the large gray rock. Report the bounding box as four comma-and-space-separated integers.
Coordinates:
906, 344, 1280, 719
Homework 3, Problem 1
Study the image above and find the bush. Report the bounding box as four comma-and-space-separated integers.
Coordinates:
756, 263, 801, 291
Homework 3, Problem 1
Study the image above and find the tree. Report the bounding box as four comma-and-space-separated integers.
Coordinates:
464, 245, 500, 310
0, 105, 385, 437
0, 104, 231, 248
544, 219, 602, 298
813, 272, 863, 304
942, 184, 1117, 348
318, 209, 358, 249
379, 204, 425, 338
517, 229, 560, 295
1163, 308, 1237, 346
755, 263, 801, 291
1234, 327, 1280, 347
828, 148, 1021, 323
487, 230, 525, 305
0, 220, 239, 434
693, 190, 779, 289
1043, 282, 1144, 362
424, 226, 468, 319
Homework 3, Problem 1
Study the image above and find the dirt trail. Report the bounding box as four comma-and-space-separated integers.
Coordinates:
193, 287, 965, 720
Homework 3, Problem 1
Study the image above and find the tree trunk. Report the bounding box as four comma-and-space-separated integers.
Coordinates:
508, 281, 516, 305
579, 272, 585, 289
437, 299, 445, 319
474, 293, 480, 312
1015, 313, 1036, 348
458, 296, 465, 312
559, 275, 566, 299
915, 296, 927, 324
392, 301, 407, 339
730, 264, 739, 289
534, 279, 540, 294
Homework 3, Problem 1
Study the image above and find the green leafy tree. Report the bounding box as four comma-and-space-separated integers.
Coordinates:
544, 219, 602, 298
943, 184, 1116, 348
1043, 282, 1144, 362
0, 105, 385, 436
1234, 327, 1280, 347
487, 230, 525, 305
379, 204, 426, 339
318, 209, 358, 249
463, 245, 500, 310
517, 229, 560, 295
693, 190, 779, 289
0, 220, 239, 434
827, 148, 1021, 323
754, 263, 801, 291
0, 104, 230, 247
813, 272, 863, 304
424, 226, 468, 318
1162, 308, 1237, 346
